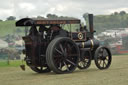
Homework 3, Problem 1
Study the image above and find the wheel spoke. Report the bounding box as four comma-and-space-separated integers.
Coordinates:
64, 47, 67, 53
98, 54, 102, 59
83, 61, 87, 66
79, 62, 83, 67
55, 48, 63, 55
101, 48, 105, 56
105, 57, 109, 61
59, 44, 64, 53
103, 49, 109, 57
84, 59, 88, 63
103, 60, 107, 66
99, 59, 102, 65
99, 60, 102, 67
103, 61, 105, 67
68, 54, 78, 57
40, 67, 43, 71
79, 61, 85, 67
59, 62, 62, 69
66, 59, 76, 66
64, 61, 69, 71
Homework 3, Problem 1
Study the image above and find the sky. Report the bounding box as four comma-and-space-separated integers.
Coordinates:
0, 0, 128, 20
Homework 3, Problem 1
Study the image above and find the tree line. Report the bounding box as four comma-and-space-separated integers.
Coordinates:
83, 11, 128, 33
1, 11, 128, 33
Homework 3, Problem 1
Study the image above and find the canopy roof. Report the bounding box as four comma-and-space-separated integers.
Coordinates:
16, 18, 81, 26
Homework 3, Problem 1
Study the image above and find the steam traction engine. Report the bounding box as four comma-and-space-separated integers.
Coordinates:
16, 14, 112, 74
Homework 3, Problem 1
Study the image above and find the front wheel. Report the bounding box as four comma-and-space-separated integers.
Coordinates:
94, 46, 112, 70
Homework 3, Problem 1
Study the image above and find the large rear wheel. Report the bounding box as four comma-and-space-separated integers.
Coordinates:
46, 37, 80, 74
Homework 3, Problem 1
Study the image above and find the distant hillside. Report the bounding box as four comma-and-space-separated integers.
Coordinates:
84, 12, 128, 33
94, 14, 128, 33
0, 21, 16, 37
0, 13, 128, 37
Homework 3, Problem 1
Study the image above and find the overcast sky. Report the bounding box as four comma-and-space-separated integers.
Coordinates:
0, 0, 128, 20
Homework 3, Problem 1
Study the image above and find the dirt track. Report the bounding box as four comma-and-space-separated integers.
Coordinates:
0, 55, 128, 85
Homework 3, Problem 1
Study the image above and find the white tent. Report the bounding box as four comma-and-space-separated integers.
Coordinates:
0, 39, 8, 49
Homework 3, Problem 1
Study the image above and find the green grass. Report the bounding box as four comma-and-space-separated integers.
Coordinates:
0, 20, 79, 37
0, 60, 22, 67
0, 60, 8, 66
0, 55, 128, 85
113, 53, 128, 56
0, 21, 16, 37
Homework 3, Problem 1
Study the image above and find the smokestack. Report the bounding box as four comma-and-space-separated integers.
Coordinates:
88, 14, 94, 38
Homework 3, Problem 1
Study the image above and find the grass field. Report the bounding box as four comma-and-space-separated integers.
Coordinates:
0, 60, 22, 67
0, 55, 128, 85
0, 21, 16, 37
0, 20, 79, 37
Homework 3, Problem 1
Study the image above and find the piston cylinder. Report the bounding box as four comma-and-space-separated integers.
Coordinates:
76, 39, 100, 50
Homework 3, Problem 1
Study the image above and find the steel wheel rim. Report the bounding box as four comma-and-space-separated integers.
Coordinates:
95, 47, 112, 69
52, 40, 79, 72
